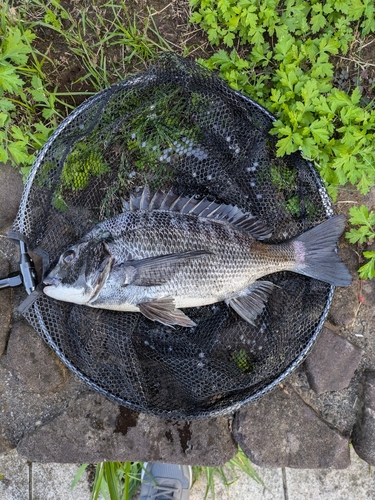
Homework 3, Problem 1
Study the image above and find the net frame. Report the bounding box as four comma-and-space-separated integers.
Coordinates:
9, 53, 335, 419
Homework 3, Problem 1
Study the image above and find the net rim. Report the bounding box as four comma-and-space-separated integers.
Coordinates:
11, 56, 336, 419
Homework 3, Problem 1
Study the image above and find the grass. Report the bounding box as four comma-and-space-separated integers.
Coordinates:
71, 448, 264, 500
72, 461, 143, 500
193, 447, 264, 499
31, 0, 174, 91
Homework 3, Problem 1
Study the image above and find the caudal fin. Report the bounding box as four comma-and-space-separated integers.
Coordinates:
292, 214, 352, 286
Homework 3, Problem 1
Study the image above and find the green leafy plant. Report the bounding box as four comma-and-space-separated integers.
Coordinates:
0, 10, 56, 176
346, 205, 375, 279
0, 1, 89, 178
231, 349, 254, 373
72, 449, 263, 500
189, 0, 375, 199
61, 142, 110, 191
72, 461, 142, 500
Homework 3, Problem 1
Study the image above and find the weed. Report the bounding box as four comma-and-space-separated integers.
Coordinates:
346, 205, 375, 279
32, 0, 173, 91
190, 0, 375, 200
0, 0, 94, 178
231, 349, 254, 374
72, 461, 142, 500
0, 4, 56, 177
72, 448, 263, 500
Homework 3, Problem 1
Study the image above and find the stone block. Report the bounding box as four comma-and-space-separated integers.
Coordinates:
0, 450, 29, 500
305, 327, 363, 394
285, 447, 375, 500
352, 370, 375, 465
17, 393, 237, 466
0, 431, 14, 455
6, 320, 67, 393
233, 387, 350, 469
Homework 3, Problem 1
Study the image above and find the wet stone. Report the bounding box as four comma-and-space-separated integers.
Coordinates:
305, 327, 363, 394
233, 386, 350, 469
0, 259, 12, 356
0, 162, 23, 235
6, 320, 67, 393
352, 370, 375, 466
17, 393, 237, 465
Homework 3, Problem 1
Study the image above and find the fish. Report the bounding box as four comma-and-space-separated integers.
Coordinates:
43, 188, 352, 327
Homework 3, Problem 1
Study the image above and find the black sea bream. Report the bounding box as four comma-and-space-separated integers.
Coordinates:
43, 189, 352, 327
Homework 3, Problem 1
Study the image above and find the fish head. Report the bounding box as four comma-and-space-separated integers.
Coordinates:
43, 233, 114, 305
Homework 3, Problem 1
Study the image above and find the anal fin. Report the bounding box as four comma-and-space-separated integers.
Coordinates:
138, 296, 196, 327
227, 281, 275, 325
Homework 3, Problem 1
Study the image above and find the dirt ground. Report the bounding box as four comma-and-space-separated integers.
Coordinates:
27, 0, 375, 104
28, 0, 211, 108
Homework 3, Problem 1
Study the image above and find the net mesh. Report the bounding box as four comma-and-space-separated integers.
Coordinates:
11, 53, 333, 419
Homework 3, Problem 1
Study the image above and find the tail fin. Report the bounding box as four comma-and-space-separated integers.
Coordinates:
292, 214, 352, 286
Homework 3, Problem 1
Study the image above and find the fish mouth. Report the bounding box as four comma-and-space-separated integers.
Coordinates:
43, 276, 61, 287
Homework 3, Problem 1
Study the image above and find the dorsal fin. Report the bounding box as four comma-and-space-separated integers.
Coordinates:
123, 187, 272, 240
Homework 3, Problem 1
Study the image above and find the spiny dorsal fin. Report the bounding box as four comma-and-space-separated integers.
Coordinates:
124, 187, 272, 240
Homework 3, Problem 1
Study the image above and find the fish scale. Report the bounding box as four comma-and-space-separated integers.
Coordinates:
92, 211, 257, 305
43, 189, 352, 327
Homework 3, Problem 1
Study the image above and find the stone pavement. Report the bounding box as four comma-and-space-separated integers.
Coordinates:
1, 447, 374, 499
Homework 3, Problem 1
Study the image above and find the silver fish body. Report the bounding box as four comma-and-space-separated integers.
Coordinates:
44, 189, 352, 327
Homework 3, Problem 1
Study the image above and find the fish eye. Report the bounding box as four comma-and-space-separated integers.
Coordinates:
62, 250, 76, 264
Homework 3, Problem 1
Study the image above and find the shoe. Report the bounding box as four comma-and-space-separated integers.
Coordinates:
139, 462, 192, 500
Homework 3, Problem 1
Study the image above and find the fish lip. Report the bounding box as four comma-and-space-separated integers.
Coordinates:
43, 276, 61, 287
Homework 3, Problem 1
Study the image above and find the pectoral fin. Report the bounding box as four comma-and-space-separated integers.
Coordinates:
115, 250, 211, 287
138, 296, 196, 327
227, 281, 276, 325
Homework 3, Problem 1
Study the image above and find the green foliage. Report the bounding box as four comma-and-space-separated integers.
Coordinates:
72, 461, 142, 500
231, 349, 254, 373
73, 449, 263, 500
193, 447, 263, 499
0, 4, 66, 177
61, 143, 110, 191
346, 206, 375, 279
346, 205, 375, 244
0, 0, 172, 179
189, 0, 375, 199
358, 251, 375, 280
